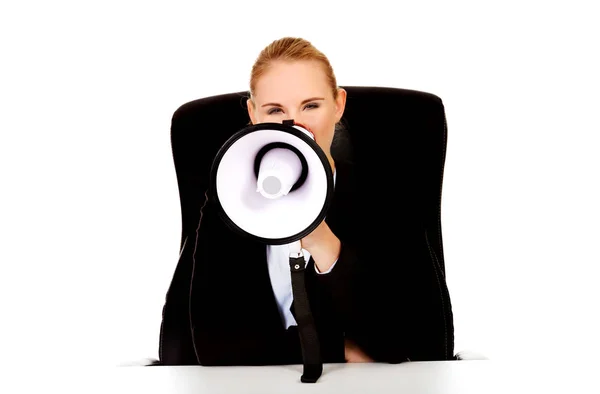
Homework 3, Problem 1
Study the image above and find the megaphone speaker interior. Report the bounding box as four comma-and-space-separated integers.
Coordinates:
209, 122, 334, 245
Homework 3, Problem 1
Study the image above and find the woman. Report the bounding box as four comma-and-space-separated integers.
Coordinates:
244, 37, 370, 363
159, 37, 454, 366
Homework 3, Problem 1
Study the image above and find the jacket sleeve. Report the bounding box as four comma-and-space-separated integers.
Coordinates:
306, 242, 410, 363
309, 232, 453, 363
159, 234, 286, 366
158, 235, 200, 365
184, 196, 302, 366
307, 242, 360, 331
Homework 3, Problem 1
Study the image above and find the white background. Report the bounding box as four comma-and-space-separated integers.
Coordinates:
1, 0, 599, 376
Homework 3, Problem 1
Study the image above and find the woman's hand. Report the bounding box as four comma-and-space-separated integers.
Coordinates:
300, 220, 341, 273
344, 339, 374, 363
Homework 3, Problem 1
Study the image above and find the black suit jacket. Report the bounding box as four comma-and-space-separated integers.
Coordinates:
158, 158, 454, 365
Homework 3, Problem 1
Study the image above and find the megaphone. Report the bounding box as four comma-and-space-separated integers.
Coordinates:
208, 119, 334, 383
209, 119, 334, 244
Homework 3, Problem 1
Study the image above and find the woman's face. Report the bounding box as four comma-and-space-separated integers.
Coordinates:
247, 60, 346, 167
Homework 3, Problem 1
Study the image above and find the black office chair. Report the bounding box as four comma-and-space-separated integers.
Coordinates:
124, 86, 485, 366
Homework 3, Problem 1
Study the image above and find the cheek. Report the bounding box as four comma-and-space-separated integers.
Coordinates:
303, 115, 329, 134
255, 113, 271, 123
309, 124, 335, 151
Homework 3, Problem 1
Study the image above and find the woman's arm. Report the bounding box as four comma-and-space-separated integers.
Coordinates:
302, 222, 376, 362
301, 220, 341, 273
301, 221, 413, 364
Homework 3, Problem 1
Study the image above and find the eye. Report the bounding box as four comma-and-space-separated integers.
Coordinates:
267, 107, 283, 115
304, 103, 319, 110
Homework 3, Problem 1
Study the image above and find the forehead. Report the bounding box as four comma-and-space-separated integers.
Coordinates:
253, 60, 330, 103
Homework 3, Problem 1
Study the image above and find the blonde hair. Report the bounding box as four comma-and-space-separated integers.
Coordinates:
249, 37, 339, 100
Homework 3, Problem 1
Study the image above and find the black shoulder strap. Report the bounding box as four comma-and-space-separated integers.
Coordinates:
289, 255, 323, 383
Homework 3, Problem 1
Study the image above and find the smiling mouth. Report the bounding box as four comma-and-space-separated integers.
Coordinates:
282, 119, 315, 138
293, 121, 313, 134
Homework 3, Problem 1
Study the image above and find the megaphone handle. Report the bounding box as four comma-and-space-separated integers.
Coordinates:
289, 253, 323, 383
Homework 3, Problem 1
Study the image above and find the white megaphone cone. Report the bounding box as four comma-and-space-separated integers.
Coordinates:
209, 120, 333, 245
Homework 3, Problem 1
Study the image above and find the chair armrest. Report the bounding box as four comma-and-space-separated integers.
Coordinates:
118, 358, 161, 366
454, 350, 488, 360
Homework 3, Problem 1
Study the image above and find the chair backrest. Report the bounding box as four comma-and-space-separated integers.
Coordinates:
170, 86, 448, 271
162, 86, 454, 363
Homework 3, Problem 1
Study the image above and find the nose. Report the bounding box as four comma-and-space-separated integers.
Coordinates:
284, 108, 304, 122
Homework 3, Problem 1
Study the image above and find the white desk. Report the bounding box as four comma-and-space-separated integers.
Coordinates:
110, 361, 493, 393
16, 360, 594, 394
107, 360, 518, 394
